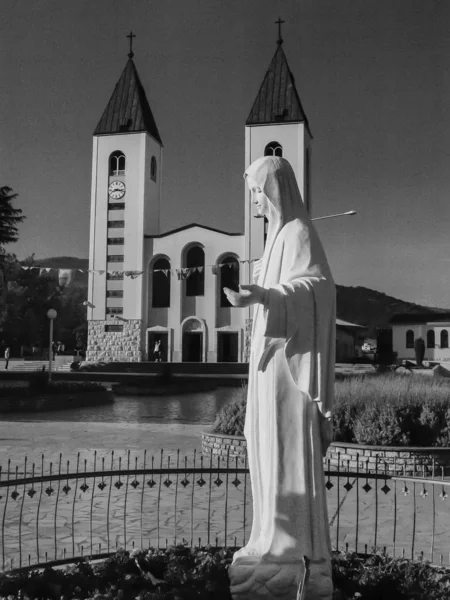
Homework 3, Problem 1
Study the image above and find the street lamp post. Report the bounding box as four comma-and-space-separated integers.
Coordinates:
47, 309, 57, 381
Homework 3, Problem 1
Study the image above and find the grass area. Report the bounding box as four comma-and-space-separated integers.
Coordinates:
214, 374, 450, 447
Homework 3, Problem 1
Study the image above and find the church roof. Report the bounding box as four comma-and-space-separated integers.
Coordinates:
246, 44, 311, 135
94, 58, 162, 143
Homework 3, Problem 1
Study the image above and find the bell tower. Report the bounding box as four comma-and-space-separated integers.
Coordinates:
86, 34, 163, 362
244, 22, 312, 282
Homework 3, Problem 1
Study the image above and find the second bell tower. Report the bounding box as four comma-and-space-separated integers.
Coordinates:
244, 29, 313, 282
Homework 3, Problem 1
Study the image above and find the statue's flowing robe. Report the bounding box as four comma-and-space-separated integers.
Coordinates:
230, 216, 336, 599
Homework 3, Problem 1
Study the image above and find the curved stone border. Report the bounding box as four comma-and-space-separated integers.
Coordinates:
201, 430, 450, 473
0, 390, 114, 413
202, 430, 247, 464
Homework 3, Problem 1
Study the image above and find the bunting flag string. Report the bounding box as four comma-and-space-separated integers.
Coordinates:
19, 258, 259, 280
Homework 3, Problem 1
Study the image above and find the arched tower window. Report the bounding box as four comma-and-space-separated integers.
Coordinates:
441, 330, 449, 349
406, 330, 414, 349
264, 141, 283, 157
109, 151, 126, 176
152, 257, 171, 308
427, 330, 435, 348
219, 256, 240, 307
151, 156, 157, 182
186, 246, 205, 296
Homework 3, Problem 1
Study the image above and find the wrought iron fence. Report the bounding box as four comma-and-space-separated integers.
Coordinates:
1, 450, 450, 572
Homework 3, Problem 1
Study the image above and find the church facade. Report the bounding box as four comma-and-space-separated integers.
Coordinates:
86, 38, 312, 363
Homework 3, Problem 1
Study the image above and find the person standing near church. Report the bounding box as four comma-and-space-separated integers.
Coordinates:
4, 347, 10, 370
225, 156, 335, 600
153, 339, 162, 362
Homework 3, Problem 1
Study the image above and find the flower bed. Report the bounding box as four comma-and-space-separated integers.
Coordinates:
2, 547, 450, 599
212, 374, 450, 447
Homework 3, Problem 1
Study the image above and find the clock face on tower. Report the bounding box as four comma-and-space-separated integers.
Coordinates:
108, 180, 126, 199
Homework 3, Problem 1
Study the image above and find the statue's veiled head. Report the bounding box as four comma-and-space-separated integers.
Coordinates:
244, 156, 310, 228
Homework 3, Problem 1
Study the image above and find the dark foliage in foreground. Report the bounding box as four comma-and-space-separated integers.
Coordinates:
1, 547, 450, 599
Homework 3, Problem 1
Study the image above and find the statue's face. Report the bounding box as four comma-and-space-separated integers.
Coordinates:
247, 176, 269, 216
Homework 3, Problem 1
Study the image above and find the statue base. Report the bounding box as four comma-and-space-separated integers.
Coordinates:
228, 555, 332, 600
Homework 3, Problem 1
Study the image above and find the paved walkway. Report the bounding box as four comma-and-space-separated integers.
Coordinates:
1, 420, 450, 570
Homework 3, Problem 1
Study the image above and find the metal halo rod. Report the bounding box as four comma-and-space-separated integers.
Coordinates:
312, 210, 356, 221
253, 210, 356, 220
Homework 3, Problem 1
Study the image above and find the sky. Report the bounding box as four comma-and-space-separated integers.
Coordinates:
1, 0, 450, 307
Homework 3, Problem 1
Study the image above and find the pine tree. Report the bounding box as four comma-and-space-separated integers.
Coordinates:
0, 186, 24, 249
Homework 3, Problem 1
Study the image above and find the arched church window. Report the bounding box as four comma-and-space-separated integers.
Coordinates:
406, 330, 414, 349
186, 246, 205, 296
109, 151, 126, 176
152, 257, 171, 308
427, 330, 435, 348
441, 330, 449, 349
219, 256, 240, 307
151, 156, 157, 181
264, 141, 283, 157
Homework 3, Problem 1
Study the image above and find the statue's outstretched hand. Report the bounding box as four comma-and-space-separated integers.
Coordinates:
223, 284, 266, 308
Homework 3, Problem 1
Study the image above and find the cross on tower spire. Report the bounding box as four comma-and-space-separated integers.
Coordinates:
127, 31, 136, 58
275, 18, 285, 46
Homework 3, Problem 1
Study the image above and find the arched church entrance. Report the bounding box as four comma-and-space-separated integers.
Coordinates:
181, 317, 206, 362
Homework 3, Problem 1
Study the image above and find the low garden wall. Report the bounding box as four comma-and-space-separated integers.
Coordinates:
0, 390, 113, 413
201, 430, 450, 474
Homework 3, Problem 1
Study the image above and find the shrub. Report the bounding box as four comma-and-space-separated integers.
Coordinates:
213, 383, 247, 436
214, 373, 450, 447
1, 379, 107, 398
353, 402, 405, 446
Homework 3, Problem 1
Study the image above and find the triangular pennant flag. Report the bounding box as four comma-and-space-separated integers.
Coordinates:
98, 270, 105, 275
162, 270, 170, 277
197, 266, 204, 273
211, 265, 218, 275
124, 270, 144, 279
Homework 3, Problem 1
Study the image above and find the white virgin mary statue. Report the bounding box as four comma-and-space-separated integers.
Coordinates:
224, 156, 336, 600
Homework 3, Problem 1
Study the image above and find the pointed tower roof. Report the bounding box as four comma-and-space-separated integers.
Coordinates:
246, 42, 311, 136
94, 58, 162, 144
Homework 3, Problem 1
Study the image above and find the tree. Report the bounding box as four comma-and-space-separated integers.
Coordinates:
0, 186, 25, 249
0, 187, 25, 307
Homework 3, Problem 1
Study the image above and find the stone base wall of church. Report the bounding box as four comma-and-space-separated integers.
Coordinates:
201, 431, 450, 474
86, 320, 142, 362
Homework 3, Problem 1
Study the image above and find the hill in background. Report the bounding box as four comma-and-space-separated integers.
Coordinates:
30, 257, 449, 337
33, 257, 89, 270
336, 285, 448, 337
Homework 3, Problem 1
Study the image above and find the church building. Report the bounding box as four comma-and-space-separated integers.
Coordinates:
86, 33, 312, 363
